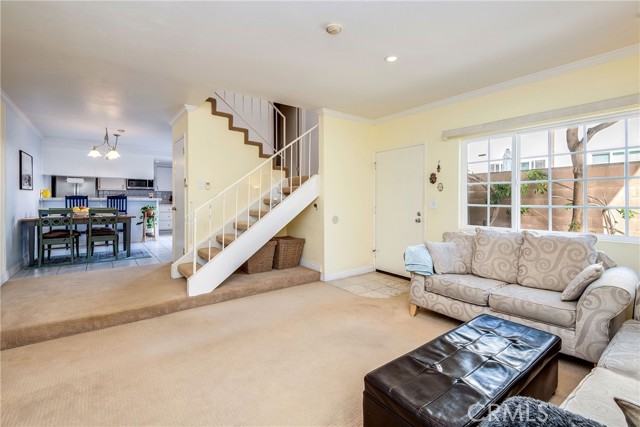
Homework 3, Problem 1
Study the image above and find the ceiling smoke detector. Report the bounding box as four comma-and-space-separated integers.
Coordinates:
325, 23, 342, 35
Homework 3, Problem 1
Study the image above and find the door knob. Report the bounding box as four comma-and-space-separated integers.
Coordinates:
417, 212, 421, 216
171, 207, 177, 211
415, 218, 421, 223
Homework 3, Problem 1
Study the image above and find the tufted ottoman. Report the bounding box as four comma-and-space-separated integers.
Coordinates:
363, 314, 561, 427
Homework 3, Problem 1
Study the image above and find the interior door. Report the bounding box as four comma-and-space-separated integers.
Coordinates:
172, 137, 186, 260
375, 145, 424, 277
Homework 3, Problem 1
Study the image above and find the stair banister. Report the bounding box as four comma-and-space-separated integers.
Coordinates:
191, 124, 318, 274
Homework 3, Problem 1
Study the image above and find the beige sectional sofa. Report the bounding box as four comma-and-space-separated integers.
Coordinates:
560, 291, 640, 426
409, 228, 639, 363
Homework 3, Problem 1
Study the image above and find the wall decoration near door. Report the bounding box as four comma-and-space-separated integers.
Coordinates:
19, 150, 33, 190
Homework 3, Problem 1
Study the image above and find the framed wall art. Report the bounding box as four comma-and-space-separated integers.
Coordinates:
19, 150, 33, 190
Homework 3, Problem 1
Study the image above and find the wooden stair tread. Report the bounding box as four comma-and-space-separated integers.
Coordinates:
197, 247, 221, 261
177, 262, 201, 278
234, 220, 254, 230
249, 207, 269, 217
282, 186, 299, 195
289, 176, 310, 186
216, 234, 237, 245
263, 197, 284, 206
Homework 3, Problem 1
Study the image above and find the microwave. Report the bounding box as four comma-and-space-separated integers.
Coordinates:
126, 179, 154, 190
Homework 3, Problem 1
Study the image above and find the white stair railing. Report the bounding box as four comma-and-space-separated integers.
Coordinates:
214, 90, 285, 155
191, 125, 319, 274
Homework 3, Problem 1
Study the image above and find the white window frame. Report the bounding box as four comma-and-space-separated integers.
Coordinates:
461, 110, 639, 241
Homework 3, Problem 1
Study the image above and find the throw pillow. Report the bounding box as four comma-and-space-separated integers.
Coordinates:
614, 397, 640, 427
404, 244, 434, 276
561, 263, 604, 301
517, 231, 598, 292
442, 231, 475, 273
472, 228, 523, 283
597, 250, 617, 269
425, 241, 467, 274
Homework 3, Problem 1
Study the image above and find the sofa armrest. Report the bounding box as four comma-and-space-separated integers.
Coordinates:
575, 266, 639, 362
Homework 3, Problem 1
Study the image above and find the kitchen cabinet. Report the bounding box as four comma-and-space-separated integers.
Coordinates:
98, 177, 126, 191
155, 166, 172, 192
159, 204, 173, 231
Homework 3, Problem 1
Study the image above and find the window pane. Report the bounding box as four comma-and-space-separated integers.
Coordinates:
467, 140, 488, 163
490, 161, 511, 181
520, 207, 549, 231
552, 181, 579, 206
586, 179, 625, 207
468, 206, 487, 226
489, 207, 511, 228
489, 137, 511, 161
630, 178, 640, 207
587, 152, 625, 178
629, 209, 640, 237
551, 208, 583, 233
520, 168, 548, 183
550, 154, 575, 180
586, 208, 625, 236
490, 183, 511, 205
585, 120, 625, 151
467, 184, 487, 204
520, 131, 548, 159
551, 127, 583, 155
520, 181, 548, 206
467, 161, 488, 176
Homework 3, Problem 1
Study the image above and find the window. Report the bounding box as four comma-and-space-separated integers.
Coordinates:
463, 112, 640, 238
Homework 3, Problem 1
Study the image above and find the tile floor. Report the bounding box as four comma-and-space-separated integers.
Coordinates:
326, 271, 410, 298
8, 232, 173, 281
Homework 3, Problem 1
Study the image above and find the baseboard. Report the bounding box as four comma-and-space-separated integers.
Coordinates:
299, 258, 321, 272
1, 262, 22, 285
321, 265, 375, 282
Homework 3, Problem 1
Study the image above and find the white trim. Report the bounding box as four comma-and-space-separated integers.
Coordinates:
317, 108, 375, 125
1, 262, 23, 285
0, 90, 43, 139
168, 104, 198, 126
442, 93, 639, 141
376, 45, 640, 124
321, 265, 375, 282
299, 258, 321, 272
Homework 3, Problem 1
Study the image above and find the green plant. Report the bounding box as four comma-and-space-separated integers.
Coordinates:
137, 205, 157, 228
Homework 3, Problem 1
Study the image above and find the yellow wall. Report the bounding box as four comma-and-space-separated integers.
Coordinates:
373, 54, 640, 272
1, 100, 6, 283
289, 113, 375, 276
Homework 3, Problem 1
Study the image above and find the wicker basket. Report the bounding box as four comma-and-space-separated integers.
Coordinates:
272, 236, 305, 270
240, 241, 277, 274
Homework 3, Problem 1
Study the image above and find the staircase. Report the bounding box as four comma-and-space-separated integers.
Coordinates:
171, 97, 319, 296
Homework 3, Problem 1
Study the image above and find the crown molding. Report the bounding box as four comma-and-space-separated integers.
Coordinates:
0, 90, 43, 139
375, 44, 640, 124
168, 104, 198, 126
317, 108, 375, 125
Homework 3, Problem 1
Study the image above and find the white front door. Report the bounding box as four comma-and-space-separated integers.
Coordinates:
375, 145, 424, 277
172, 137, 186, 261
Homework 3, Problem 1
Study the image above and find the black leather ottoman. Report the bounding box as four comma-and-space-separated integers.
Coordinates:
363, 314, 561, 427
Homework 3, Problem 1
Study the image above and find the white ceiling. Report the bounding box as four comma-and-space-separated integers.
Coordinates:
2, 1, 639, 155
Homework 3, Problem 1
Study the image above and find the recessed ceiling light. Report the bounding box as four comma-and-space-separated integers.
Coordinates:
385, 56, 398, 63
325, 23, 342, 35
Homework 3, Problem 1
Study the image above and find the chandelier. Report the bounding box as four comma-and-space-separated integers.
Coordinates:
87, 128, 124, 160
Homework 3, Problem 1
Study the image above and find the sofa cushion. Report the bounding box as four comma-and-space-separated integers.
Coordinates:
425, 274, 506, 306
517, 231, 598, 292
489, 284, 577, 328
472, 228, 523, 283
598, 320, 640, 381
561, 368, 640, 427
561, 263, 604, 301
442, 231, 475, 273
425, 241, 467, 274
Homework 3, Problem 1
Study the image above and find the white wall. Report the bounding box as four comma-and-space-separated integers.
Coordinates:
42, 139, 155, 179
2, 97, 45, 281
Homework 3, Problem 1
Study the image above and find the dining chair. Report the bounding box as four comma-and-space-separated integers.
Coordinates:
38, 208, 80, 267
87, 208, 119, 259
64, 195, 90, 237
106, 195, 127, 249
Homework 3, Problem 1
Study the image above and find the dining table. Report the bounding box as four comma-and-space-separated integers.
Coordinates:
20, 214, 135, 266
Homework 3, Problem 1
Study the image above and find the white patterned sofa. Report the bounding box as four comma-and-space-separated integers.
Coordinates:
409, 228, 639, 363
560, 290, 640, 426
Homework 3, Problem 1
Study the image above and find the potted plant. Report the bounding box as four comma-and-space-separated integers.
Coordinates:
138, 205, 157, 229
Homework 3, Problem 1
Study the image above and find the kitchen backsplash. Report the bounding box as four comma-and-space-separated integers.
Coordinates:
99, 189, 172, 203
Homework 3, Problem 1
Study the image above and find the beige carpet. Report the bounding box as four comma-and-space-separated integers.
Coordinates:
1, 282, 591, 426
1, 264, 320, 349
